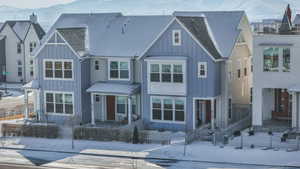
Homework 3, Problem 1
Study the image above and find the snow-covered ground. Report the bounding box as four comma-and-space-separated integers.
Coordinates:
229, 130, 299, 150
0, 83, 23, 90
1, 135, 300, 168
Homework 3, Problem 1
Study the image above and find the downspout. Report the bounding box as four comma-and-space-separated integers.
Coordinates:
22, 41, 26, 83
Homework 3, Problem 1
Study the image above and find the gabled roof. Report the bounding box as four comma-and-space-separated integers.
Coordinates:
176, 16, 222, 59
0, 23, 4, 30
40, 13, 173, 57
174, 11, 245, 58
57, 28, 86, 53
0, 20, 45, 41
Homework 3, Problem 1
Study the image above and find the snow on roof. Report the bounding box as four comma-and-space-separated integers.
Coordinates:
174, 11, 245, 58
87, 82, 140, 95
4, 20, 45, 41
23, 80, 39, 89
42, 13, 173, 57
293, 14, 300, 25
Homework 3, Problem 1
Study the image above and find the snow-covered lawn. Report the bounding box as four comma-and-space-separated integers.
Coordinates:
1, 136, 300, 167
0, 83, 23, 90
229, 131, 299, 150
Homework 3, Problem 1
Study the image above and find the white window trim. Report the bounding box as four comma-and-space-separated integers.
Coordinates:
44, 91, 75, 116
148, 61, 186, 84
198, 62, 207, 78
172, 30, 182, 46
150, 96, 186, 124
94, 60, 100, 71
43, 59, 74, 81
115, 96, 128, 117
108, 59, 131, 81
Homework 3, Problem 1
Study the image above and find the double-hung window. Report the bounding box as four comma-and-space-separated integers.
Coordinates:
198, 62, 207, 78
30, 42, 37, 53
162, 64, 171, 82
263, 47, 291, 72
173, 65, 183, 83
150, 64, 160, 82
283, 48, 290, 72
95, 60, 100, 70
150, 63, 184, 83
45, 92, 74, 115
151, 97, 185, 122
109, 61, 129, 80
172, 30, 181, 46
116, 96, 127, 114
263, 47, 279, 72
17, 60, 22, 77
44, 60, 73, 80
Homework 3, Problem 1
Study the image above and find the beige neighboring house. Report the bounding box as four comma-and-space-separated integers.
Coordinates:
0, 13, 45, 83
225, 14, 253, 125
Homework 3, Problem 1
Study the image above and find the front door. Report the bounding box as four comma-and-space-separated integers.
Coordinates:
106, 96, 115, 121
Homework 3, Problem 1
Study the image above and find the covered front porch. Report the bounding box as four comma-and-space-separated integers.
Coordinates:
87, 82, 141, 126
23, 80, 40, 120
261, 88, 292, 129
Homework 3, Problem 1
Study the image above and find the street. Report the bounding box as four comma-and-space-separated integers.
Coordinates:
0, 148, 299, 169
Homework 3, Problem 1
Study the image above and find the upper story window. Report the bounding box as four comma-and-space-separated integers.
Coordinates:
172, 30, 181, 46
109, 60, 130, 80
283, 48, 290, 72
150, 63, 183, 83
94, 60, 100, 70
263, 47, 279, 72
263, 47, 290, 72
237, 69, 241, 78
198, 62, 207, 78
44, 60, 73, 80
30, 42, 37, 53
17, 43, 22, 54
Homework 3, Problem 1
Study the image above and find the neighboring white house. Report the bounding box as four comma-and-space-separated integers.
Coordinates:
252, 6, 300, 130
0, 13, 45, 83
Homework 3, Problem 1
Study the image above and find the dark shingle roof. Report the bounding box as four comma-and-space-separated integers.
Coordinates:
57, 27, 86, 53
174, 11, 244, 58
32, 23, 46, 40
176, 16, 222, 59
1, 20, 45, 41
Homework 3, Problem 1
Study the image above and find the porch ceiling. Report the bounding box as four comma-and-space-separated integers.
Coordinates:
289, 85, 300, 92
86, 82, 140, 95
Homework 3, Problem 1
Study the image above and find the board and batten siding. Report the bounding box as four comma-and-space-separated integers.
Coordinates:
141, 21, 222, 131
36, 44, 84, 124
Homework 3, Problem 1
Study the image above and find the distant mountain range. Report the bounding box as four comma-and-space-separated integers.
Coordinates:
0, 0, 299, 31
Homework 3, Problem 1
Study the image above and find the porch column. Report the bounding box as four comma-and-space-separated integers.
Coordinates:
91, 93, 95, 125
128, 96, 132, 125
24, 89, 29, 120
211, 98, 215, 130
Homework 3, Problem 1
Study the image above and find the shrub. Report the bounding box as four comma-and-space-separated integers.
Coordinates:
132, 126, 139, 144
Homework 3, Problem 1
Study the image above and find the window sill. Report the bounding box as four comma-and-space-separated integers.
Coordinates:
150, 119, 185, 124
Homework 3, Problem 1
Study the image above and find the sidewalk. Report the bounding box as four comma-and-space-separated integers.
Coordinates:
1, 137, 300, 168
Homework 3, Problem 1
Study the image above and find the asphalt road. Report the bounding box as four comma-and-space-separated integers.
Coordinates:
0, 164, 49, 169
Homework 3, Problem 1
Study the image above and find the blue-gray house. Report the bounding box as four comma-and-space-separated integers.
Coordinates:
24, 11, 252, 131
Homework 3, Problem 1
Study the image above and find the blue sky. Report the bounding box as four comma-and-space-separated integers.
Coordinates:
0, 0, 75, 8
